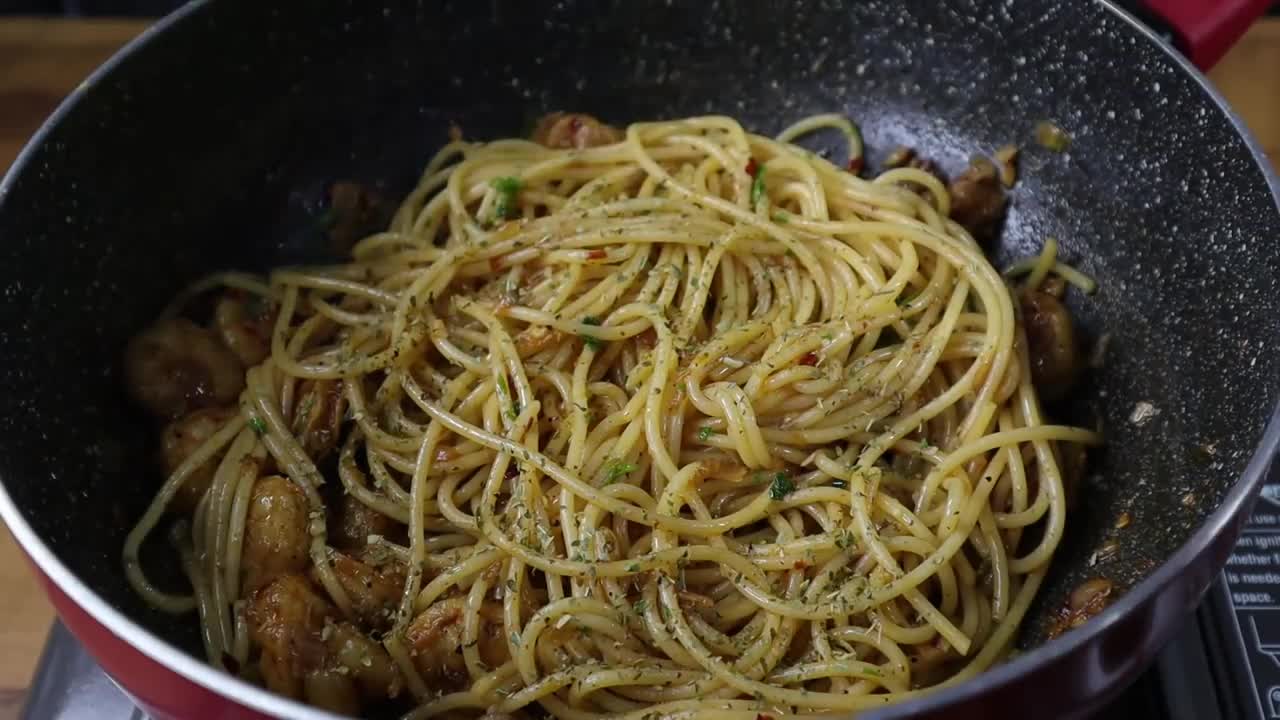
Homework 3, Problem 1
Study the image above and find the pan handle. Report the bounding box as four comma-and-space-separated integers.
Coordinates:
1137, 0, 1272, 70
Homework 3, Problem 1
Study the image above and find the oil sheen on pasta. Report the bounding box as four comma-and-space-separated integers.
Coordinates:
122, 114, 1101, 718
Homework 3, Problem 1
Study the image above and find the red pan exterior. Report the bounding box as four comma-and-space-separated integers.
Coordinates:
1, 1, 1279, 719
30, 563, 273, 720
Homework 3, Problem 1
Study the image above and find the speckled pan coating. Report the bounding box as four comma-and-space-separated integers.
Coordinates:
0, 1, 1277, 718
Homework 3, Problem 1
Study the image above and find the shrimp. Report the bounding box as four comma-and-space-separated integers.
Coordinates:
405, 597, 508, 689
247, 574, 331, 701
330, 493, 400, 551
159, 406, 238, 512
531, 112, 623, 149
324, 621, 403, 699
312, 551, 404, 631
214, 291, 275, 367
291, 379, 347, 459
247, 574, 404, 713
124, 317, 244, 419
242, 475, 310, 593
1020, 289, 1079, 400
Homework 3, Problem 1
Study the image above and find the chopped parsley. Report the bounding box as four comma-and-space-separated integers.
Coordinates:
771, 211, 789, 224
603, 459, 637, 485
490, 176, 522, 222
750, 163, 768, 207
248, 417, 267, 435
698, 426, 716, 442
768, 472, 794, 500
580, 315, 603, 351
633, 599, 648, 616
626, 562, 640, 572
497, 376, 519, 420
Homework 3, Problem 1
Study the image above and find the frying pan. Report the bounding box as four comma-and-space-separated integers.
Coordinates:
1, 1, 1278, 718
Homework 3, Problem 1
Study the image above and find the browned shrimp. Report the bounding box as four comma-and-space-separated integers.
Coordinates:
124, 317, 245, 419
159, 406, 239, 512
948, 157, 1007, 243
242, 475, 311, 593
247, 574, 331, 701
405, 597, 508, 689
514, 325, 565, 357
214, 291, 275, 367
324, 621, 403, 700
531, 112, 623, 150
1020, 289, 1079, 400
247, 574, 403, 713
301, 667, 359, 715
291, 379, 347, 459
330, 493, 400, 551
311, 551, 404, 631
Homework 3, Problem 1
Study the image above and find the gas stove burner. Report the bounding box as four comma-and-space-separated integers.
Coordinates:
23, 622, 146, 720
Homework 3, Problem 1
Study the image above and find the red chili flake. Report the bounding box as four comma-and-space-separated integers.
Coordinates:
793, 560, 809, 570
489, 255, 504, 271
745, 158, 759, 177
586, 248, 607, 260
847, 156, 865, 174
799, 352, 819, 366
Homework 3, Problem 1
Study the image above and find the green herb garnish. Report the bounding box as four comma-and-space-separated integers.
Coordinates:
698, 426, 716, 442
626, 562, 640, 572
633, 599, 648, 616
490, 176, 522, 222
603, 459, 637, 485
497, 376, 518, 420
769, 472, 794, 500
248, 417, 267, 435
772, 211, 789, 224
750, 163, 768, 207
580, 316, 604, 351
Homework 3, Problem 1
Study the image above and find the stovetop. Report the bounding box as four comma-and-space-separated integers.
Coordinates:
24, 474, 1280, 720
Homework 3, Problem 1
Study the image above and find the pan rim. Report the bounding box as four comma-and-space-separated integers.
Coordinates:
0, 1, 1277, 719
0, 5, 341, 719
862, 0, 1280, 717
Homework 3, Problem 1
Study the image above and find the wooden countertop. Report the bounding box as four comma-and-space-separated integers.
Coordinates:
0, 15, 1278, 719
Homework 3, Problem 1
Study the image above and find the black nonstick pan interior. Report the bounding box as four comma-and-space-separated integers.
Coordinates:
1, 0, 1278, 706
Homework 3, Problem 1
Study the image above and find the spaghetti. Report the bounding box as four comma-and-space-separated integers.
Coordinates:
123, 114, 1101, 718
